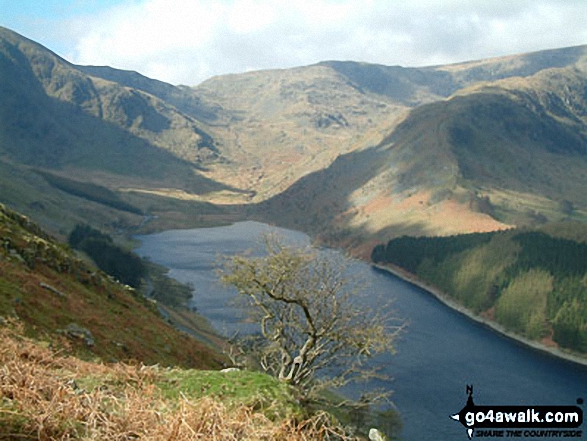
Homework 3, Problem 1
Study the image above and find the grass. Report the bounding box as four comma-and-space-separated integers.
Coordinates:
0, 160, 145, 241
156, 369, 302, 420
484, 187, 587, 226
0, 322, 359, 440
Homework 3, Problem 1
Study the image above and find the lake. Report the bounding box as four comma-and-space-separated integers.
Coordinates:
135, 221, 587, 441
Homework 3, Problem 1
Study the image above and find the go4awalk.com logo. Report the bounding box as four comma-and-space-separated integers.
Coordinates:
450, 385, 584, 439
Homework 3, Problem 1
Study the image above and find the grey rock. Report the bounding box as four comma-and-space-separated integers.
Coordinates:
66, 323, 95, 347
39, 282, 67, 298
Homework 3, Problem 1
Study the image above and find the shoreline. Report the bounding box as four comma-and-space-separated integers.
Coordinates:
371, 261, 587, 368
134, 221, 587, 369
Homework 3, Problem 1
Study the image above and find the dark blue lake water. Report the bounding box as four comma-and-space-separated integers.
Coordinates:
135, 221, 587, 441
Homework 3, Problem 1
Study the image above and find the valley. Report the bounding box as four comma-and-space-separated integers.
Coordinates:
2, 24, 587, 351
2, 26, 587, 247
2, 24, 587, 439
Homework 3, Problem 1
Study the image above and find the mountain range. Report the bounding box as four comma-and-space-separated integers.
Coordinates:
1, 26, 587, 251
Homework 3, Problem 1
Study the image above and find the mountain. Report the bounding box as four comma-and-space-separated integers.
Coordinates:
1, 26, 587, 250
0, 27, 238, 235
253, 48, 587, 254
190, 64, 405, 200
189, 44, 587, 202
321, 43, 587, 105
0, 27, 220, 170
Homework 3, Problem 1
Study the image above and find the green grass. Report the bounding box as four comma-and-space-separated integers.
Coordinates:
0, 321, 361, 441
0, 160, 146, 241
156, 369, 302, 419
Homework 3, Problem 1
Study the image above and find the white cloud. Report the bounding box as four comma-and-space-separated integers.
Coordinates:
65, 0, 587, 85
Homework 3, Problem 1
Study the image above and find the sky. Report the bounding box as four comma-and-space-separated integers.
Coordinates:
1, 0, 587, 86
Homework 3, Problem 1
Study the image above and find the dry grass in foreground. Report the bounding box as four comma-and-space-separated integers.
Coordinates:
0, 323, 359, 440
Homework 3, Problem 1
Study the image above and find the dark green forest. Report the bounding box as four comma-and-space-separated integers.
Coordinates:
68, 224, 193, 307
68, 224, 146, 288
372, 228, 587, 353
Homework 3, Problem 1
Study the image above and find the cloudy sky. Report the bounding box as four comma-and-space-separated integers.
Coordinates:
2, 0, 587, 86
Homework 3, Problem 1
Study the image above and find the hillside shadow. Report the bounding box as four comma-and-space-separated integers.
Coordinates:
0, 41, 236, 195
241, 145, 391, 234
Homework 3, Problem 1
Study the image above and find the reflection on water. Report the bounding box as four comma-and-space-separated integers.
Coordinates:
136, 221, 587, 441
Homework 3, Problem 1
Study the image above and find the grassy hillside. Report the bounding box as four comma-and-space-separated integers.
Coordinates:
36, 170, 143, 215
0, 321, 363, 440
372, 226, 587, 354
0, 202, 224, 368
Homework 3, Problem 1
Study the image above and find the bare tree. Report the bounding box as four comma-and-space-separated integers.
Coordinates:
219, 235, 403, 401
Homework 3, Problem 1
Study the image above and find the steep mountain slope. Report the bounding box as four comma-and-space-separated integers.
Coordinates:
78, 65, 222, 123
0, 203, 222, 368
255, 54, 587, 254
192, 65, 407, 200
0, 27, 243, 233
0, 27, 219, 168
189, 44, 587, 203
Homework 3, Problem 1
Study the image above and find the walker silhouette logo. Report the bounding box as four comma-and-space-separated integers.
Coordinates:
450, 385, 583, 439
